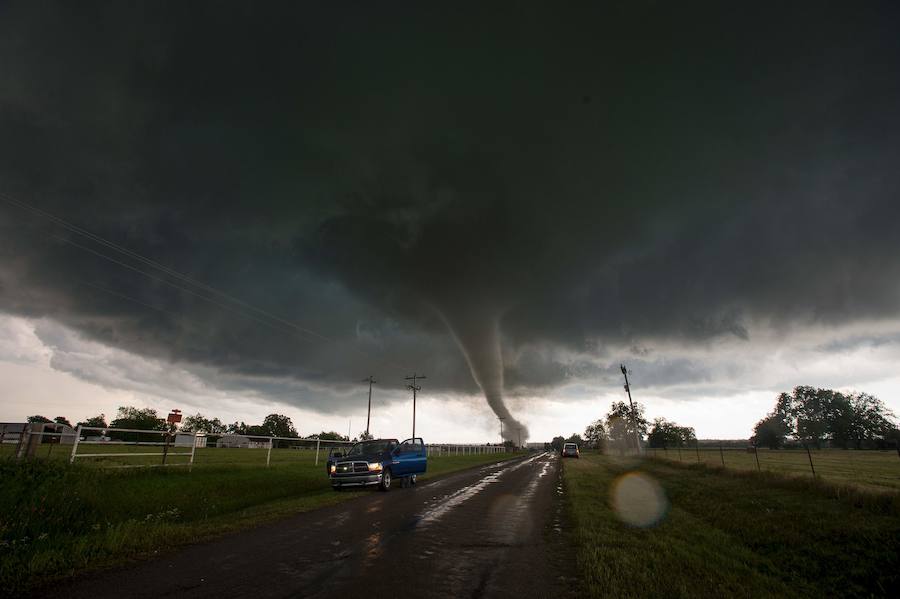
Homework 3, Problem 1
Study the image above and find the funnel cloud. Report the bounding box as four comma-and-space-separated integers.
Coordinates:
437, 303, 528, 443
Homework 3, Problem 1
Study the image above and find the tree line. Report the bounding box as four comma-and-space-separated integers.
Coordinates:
549, 385, 899, 454
751, 386, 899, 449
551, 401, 696, 452
26, 406, 352, 441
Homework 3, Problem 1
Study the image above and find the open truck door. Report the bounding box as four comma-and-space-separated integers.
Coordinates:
395, 437, 426, 477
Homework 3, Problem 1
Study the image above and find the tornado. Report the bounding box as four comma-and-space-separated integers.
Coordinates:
435, 302, 529, 444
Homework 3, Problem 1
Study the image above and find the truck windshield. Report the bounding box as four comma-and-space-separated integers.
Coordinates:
345, 440, 395, 457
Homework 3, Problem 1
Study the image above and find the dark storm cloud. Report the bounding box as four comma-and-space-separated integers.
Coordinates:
1, 1, 900, 422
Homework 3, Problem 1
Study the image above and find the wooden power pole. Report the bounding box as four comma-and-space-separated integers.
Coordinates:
405, 373, 426, 439
363, 376, 376, 437
620, 364, 643, 454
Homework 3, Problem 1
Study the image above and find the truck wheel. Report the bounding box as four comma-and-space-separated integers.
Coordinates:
378, 468, 392, 492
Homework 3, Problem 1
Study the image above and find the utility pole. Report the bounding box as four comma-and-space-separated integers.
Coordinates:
405, 373, 426, 440
518, 427, 522, 449
363, 376, 376, 437
620, 364, 643, 454
498, 416, 505, 443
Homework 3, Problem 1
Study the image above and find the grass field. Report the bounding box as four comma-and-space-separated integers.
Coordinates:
0, 442, 508, 468
564, 453, 900, 598
0, 449, 518, 593
646, 446, 900, 491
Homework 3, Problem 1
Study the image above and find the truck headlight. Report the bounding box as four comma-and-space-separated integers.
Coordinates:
368, 462, 382, 472
329, 464, 336, 474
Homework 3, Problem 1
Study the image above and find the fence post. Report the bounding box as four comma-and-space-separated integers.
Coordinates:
267, 437, 273, 468
719, 444, 725, 466
754, 446, 761, 471
315, 438, 321, 465
695, 441, 700, 463
162, 431, 171, 465
14, 426, 29, 461
804, 443, 816, 478
677, 446, 682, 461
190, 431, 197, 469
69, 425, 82, 464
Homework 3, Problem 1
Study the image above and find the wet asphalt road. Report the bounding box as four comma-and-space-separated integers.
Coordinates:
61, 451, 576, 599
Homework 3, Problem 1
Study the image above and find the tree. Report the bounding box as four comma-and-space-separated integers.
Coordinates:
751, 414, 789, 449
358, 431, 374, 441
605, 401, 649, 451
550, 436, 566, 452
258, 414, 298, 438
847, 392, 897, 448
109, 406, 167, 431
583, 420, 607, 451
565, 433, 583, 445
227, 421, 249, 434
181, 413, 226, 434
77, 414, 107, 429
756, 387, 899, 449
52, 416, 72, 427
648, 418, 697, 448
677, 424, 697, 446
27, 415, 52, 424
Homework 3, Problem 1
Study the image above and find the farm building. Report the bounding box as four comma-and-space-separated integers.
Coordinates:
216, 434, 268, 449
175, 433, 207, 448
0, 422, 26, 444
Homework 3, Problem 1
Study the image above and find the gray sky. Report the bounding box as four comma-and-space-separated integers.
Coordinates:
1, 1, 899, 441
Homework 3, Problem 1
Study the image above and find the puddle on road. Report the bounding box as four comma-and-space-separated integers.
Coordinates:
417, 470, 505, 526
361, 532, 383, 565
552, 465, 567, 534
491, 457, 554, 544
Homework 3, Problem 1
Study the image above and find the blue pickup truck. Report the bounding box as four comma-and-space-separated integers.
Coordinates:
327, 437, 426, 491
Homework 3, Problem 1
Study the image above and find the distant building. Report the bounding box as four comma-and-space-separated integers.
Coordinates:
1, 422, 75, 444
175, 433, 207, 448
1, 422, 75, 459
216, 434, 268, 449
0, 423, 26, 444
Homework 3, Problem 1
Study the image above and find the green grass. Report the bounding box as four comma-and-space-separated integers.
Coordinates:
0, 450, 517, 593
647, 446, 900, 491
1, 442, 513, 469
564, 452, 900, 598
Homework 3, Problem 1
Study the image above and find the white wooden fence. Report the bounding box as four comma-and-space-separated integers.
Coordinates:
6, 424, 512, 470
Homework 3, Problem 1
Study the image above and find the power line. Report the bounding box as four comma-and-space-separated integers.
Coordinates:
1, 191, 332, 343
1, 190, 411, 376
75, 280, 177, 316
49, 233, 294, 338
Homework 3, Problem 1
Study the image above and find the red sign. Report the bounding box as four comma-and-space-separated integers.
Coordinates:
166, 409, 182, 424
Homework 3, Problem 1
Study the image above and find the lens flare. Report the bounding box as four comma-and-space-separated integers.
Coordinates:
610, 472, 668, 527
